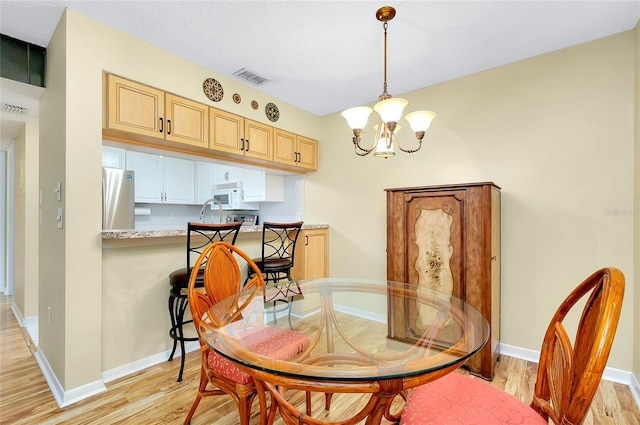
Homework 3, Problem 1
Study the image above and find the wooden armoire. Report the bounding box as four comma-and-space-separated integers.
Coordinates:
385, 182, 501, 379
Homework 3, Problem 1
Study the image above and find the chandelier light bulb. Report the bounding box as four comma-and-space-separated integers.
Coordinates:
374, 98, 408, 124
341, 106, 373, 130
405, 110, 437, 133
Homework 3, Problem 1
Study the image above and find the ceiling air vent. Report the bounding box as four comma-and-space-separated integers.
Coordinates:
2, 103, 29, 115
232, 68, 269, 86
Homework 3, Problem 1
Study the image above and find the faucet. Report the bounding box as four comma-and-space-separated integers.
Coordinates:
199, 198, 224, 224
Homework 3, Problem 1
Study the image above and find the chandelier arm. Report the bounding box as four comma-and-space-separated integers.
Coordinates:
393, 137, 423, 154
353, 136, 376, 156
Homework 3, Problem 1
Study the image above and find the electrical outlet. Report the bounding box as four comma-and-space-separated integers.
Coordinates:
295, 212, 301, 220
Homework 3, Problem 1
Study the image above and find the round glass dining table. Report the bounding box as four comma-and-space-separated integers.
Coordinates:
197, 278, 490, 425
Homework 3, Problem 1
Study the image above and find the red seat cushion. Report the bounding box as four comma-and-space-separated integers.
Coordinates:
400, 372, 547, 425
207, 327, 309, 385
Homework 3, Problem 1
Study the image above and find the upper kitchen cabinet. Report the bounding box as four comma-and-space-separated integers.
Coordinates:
102, 146, 126, 169
210, 108, 273, 161
126, 151, 195, 204
273, 129, 318, 171
104, 74, 208, 149
214, 164, 243, 185
164, 93, 209, 148
243, 169, 284, 202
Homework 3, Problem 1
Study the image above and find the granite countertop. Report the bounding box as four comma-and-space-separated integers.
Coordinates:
102, 223, 329, 239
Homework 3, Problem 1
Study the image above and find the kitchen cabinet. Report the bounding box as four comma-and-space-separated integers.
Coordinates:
210, 108, 273, 161
102, 146, 126, 169
242, 169, 284, 202
385, 182, 501, 379
214, 164, 243, 185
164, 93, 209, 148
292, 228, 329, 313
196, 161, 215, 204
105, 74, 208, 149
104, 74, 319, 174
273, 129, 318, 171
126, 151, 195, 204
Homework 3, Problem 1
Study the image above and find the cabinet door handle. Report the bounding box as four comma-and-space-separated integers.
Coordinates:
159, 117, 163, 133
240, 138, 245, 151
167, 119, 171, 135
245, 139, 250, 152
305, 235, 309, 246
296, 152, 301, 163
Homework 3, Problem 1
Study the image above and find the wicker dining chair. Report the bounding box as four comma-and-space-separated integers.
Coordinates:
400, 267, 625, 425
184, 241, 310, 425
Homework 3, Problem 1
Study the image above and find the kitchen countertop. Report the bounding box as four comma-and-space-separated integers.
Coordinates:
102, 223, 329, 239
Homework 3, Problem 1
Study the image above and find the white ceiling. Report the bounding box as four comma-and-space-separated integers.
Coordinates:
1, 1, 639, 147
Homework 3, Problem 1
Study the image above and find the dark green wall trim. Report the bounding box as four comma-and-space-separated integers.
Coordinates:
1, 34, 46, 88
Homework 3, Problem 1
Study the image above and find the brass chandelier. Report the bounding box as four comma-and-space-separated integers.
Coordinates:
341, 6, 436, 158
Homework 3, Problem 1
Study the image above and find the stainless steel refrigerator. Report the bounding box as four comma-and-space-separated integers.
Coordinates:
102, 167, 135, 230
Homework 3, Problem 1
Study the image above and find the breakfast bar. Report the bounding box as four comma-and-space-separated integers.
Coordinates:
99, 224, 329, 378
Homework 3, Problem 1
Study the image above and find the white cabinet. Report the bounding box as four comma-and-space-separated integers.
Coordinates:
102, 146, 126, 169
125, 151, 195, 204
243, 169, 284, 202
214, 164, 243, 185
196, 161, 216, 204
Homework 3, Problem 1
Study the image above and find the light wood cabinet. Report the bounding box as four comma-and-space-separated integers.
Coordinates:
104, 73, 318, 174
105, 74, 208, 149
164, 93, 209, 148
210, 108, 273, 161
292, 228, 329, 313
106, 75, 164, 139
273, 129, 318, 171
385, 182, 501, 379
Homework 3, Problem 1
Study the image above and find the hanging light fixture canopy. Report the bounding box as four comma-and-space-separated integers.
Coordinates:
341, 6, 436, 158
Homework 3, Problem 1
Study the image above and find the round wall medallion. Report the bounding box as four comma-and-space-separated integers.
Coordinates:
251, 100, 259, 110
232, 93, 241, 104
265, 102, 280, 122
203, 78, 224, 102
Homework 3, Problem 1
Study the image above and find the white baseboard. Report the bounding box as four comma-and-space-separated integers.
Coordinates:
101, 341, 199, 383
34, 340, 200, 408
499, 342, 639, 409
631, 373, 640, 411
34, 348, 107, 408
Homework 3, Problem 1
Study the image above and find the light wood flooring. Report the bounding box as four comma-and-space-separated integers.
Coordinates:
1, 293, 639, 424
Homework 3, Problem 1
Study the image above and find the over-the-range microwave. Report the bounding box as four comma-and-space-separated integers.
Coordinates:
211, 188, 259, 210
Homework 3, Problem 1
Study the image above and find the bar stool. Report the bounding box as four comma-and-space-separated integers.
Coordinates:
246, 221, 304, 327
168, 221, 242, 382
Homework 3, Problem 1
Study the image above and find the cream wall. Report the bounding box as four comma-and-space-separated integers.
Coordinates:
12, 120, 39, 322
309, 31, 636, 371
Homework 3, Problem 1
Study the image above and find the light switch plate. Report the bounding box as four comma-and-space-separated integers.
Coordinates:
56, 207, 63, 229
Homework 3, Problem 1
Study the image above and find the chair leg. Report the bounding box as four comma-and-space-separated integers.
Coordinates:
237, 393, 257, 425
175, 297, 189, 382
183, 367, 208, 425
168, 294, 179, 361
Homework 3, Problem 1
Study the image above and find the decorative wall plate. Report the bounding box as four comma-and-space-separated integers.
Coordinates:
203, 78, 224, 102
233, 93, 241, 104
251, 100, 259, 110
265, 102, 280, 122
